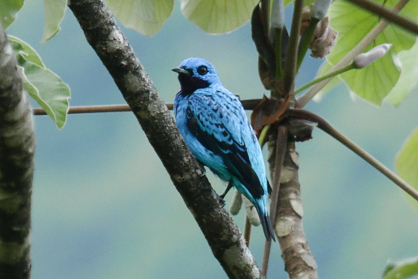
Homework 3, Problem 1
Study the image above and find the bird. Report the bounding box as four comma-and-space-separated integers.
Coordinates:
172, 57, 275, 241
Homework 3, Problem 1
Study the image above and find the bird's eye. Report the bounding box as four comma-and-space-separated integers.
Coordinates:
197, 65, 208, 75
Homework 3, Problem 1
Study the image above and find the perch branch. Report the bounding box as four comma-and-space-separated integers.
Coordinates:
68, 0, 262, 277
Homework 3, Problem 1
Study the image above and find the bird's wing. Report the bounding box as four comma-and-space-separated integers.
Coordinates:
187, 91, 265, 199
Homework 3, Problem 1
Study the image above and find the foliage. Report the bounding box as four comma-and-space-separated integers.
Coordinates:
9, 36, 70, 129
383, 257, 418, 279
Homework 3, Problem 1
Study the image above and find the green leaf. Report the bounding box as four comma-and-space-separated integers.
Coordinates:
41, 0, 67, 43
386, 41, 418, 106
180, 0, 259, 34
395, 127, 418, 214
383, 257, 418, 279
9, 36, 70, 129
8, 35, 45, 67
0, 0, 24, 29
105, 0, 173, 37
322, 0, 418, 105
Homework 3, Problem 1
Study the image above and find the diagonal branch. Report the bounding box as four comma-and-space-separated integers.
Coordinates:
67, 0, 262, 277
0, 25, 35, 279
289, 109, 418, 201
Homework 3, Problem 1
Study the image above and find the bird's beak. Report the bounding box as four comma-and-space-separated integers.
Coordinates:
172, 67, 191, 75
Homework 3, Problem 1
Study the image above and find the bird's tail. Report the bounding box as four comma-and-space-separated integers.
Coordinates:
254, 201, 276, 241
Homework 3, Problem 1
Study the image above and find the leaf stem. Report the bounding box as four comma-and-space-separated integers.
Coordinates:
259, 124, 271, 146
281, 0, 304, 97
294, 63, 355, 94
275, 28, 284, 79
297, 18, 319, 70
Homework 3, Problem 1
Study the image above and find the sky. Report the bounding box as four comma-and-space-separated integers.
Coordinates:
6, 0, 418, 278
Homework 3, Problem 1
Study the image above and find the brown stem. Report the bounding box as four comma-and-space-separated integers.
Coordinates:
0, 25, 34, 279
32, 99, 264, 115
243, 217, 252, 247
68, 0, 262, 277
288, 109, 418, 202
262, 125, 288, 276
346, 0, 418, 35
268, 137, 318, 278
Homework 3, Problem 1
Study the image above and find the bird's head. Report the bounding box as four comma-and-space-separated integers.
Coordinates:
172, 57, 222, 95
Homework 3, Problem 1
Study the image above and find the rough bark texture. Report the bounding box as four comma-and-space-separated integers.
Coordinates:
68, 0, 262, 277
268, 136, 318, 278
0, 26, 35, 278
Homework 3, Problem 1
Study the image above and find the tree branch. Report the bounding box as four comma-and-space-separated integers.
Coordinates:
67, 0, 262, 277
0, 25, 34, 279
288, 109, 418, 202
32, 99, 264, 115
268, 133, 318, 278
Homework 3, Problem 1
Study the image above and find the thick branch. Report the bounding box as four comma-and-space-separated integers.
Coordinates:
268, 137, 318, 278
67, 0, 262, 277
0, 26, 34, 278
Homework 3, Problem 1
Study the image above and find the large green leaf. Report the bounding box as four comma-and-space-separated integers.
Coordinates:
180, 0, 259, 34
321, 0, 418, 105
0, 0, 24, 29
395, 127, 418, 214
41, 0, 67, 43
105, 0, 173, 37
9, 36, 70, 129
386, 41, 418, 106
383, 257, 418, 279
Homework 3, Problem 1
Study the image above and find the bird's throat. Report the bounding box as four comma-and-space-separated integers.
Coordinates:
178, 74, 210, 95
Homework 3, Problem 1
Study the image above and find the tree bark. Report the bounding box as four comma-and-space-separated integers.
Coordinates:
268, 134, 318, 278
0, 25, 35, 279
68, 0, 262, 277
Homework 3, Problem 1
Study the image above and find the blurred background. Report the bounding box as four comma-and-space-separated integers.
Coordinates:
7, 0, 418, 278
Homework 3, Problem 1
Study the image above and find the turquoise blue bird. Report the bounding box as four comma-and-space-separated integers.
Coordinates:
173, 57, 275, 241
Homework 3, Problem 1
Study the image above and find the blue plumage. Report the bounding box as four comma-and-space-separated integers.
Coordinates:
173, 57, 275, 241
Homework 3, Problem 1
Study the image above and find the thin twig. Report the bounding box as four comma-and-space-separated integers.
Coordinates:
288, 109, 418, 201
243, 217, 252, 247
33, 103, 418, 201
281, 0, 304, 97
32, 99, 264, 115
296, 0, 410, 108
346, 0, 418, 35
294, 64, 355, 94
261, 125, 288, 276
